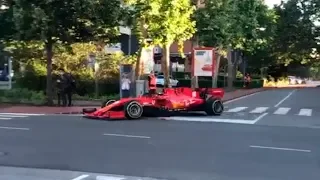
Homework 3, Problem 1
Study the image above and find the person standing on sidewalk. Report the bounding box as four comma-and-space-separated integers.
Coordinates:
55, 68, 68, 106
64, 72, 76, 106
148, 70, 157, 95
244, 73, 251, 88
121, 73, 131, 98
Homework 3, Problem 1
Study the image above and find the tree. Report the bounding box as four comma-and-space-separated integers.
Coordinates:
195, 0, 270, 87
123, 0, 196, 87
271, 0, 319, 66
4, 0, 123, 105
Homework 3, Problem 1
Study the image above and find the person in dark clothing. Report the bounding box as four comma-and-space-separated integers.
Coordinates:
56, 69, 68, 106
64, 72, 76, 106
244, 73, 251, 88
148, 70, 157, 95
56, 68, 76, 106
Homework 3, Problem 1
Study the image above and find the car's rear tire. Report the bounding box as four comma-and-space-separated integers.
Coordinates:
205, 97, 223, 116
124, 100, 143, 119
83, 108, 97, 114
101, 99, 116, 108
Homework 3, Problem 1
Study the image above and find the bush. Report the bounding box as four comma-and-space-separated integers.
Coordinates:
0, 88, 46, 104
263, 77, 289, 87
177, 79, 263, 88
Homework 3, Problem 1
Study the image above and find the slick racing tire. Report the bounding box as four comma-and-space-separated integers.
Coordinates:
124, 100, 143, 119
205, 97, 223, 116
101, 99, 116, 108
83, 108, 97, 114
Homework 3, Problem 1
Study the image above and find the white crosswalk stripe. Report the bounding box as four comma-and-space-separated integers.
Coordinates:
273, 108, 291, 115
0, 113, 43, 120
225, 107, 248, 112
225, 107, 314, 117
298, 109, 312, 116
250, 107, 269, 113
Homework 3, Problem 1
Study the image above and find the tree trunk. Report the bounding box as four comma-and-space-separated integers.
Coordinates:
162, 44, 171, 88
45, 39, 54, 106
135, 18, 148, 80
191, 35, 199, 89
212, 53, 222, 88
227, 47, 233, 89
135, 47, 143, 79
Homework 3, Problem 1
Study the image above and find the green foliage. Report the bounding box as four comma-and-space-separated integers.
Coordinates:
1, 0, 124, 105
0, 88, 46, 104
145, 0, 196, 46
195, 0, 272, 51
271, 0, 320, 66
11, 0, 123, 42
177, 79, 263, 89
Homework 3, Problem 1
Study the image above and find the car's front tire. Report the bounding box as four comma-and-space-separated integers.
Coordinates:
124, 100, 143, 119
101, 99, 116, 108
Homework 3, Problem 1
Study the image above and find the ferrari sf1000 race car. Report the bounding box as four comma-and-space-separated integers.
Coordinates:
82, 87, 224, 120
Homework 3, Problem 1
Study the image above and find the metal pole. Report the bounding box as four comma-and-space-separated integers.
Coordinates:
8, 57, 12, 89
128, 34, 131, 55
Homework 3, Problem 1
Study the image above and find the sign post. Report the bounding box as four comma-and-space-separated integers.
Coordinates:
192, 47, 216, 87
0, 57, 12, 90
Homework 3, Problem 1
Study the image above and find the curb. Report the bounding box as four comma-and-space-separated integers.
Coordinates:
56, 111, 83, 114
223, 88, 266, 103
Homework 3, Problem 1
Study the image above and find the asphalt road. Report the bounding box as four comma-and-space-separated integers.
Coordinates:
0, 87, 320, 180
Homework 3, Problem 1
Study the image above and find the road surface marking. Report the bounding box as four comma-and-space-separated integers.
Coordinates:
274, 89, 296, 107
0, 117, 11, 120
103, 133, 150, 139
161, 117, 256, 124
0, 114, 27, 118
250, 107, 268, 113
298, 109, 312, 116
96, 175, 125, 180
225, 107, 247, 113
253, 113, 268, 123
71, 174, 89, 180
273, 107, 291, 115
250, 145, 311, 153
0, 126, 29, 130
0, 113, 44, 116
224, 91, 262, 104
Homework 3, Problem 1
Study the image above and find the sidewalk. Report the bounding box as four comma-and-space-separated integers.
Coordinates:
0, 88, 265, 114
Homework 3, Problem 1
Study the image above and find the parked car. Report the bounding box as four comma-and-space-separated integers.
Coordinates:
156, 75, 179, 87
288, 76, 306, 84
0, 69, 14, 81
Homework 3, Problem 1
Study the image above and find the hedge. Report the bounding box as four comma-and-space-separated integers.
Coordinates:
15, 75, 120, 96
15, 74, 263, 96
177, 79, 264, 88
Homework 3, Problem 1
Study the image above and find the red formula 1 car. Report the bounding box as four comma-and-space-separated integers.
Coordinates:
82, 87, 224, 120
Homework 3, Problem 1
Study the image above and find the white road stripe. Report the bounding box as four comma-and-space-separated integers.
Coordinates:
250, 107, 269, 113
250, 145, 311, 153
274, 89, 297, 107
161, 117, 256, 124
273, 107, 291, 115
103, 133, 150, 139
0, 113, 44, 116
71, 174, 89, 180
0, 114, 27, 118
0, 117, 11, 120
225, 107, 247, 113
0, 126, 29, 130
96, 175, 125, 180
298, 109, 312, 116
